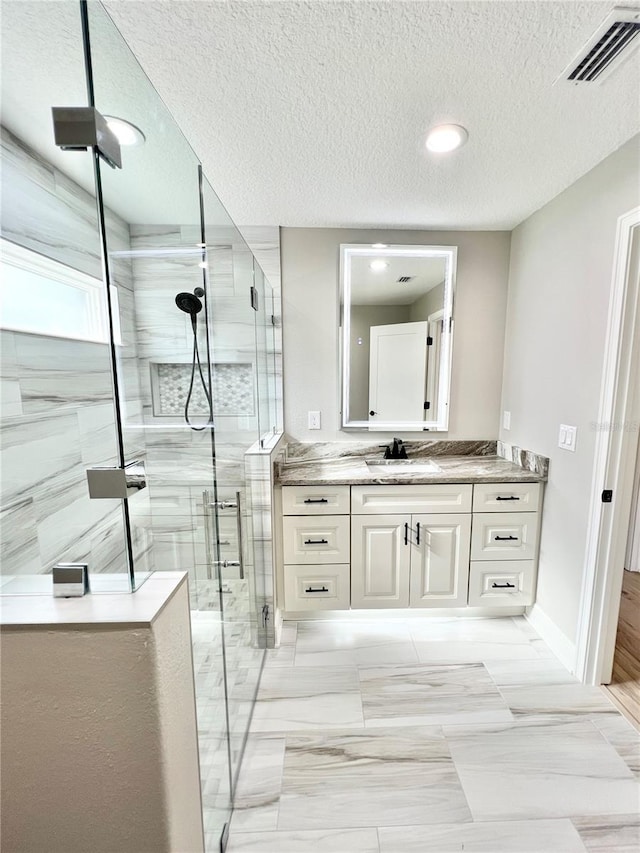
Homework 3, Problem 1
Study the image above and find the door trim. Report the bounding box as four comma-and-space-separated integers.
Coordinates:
575, 207, 640, 685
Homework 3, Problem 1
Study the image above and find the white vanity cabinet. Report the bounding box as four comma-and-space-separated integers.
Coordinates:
281, 486, 351, 612
468, 482, 541, 607
281, 481, 542, 613
351, 513, 472, 608
350, 484, 473, 608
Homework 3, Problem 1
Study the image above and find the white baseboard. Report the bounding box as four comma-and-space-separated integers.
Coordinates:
526, 604, 577, 674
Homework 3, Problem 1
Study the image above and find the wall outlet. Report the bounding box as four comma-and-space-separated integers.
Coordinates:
503, 410, 511, 430
308, 411, 321, 430
559, 423, 577, 451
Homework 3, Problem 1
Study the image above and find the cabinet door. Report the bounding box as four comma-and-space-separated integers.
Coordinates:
351, 515, 410, 608
409, 514, 471, 607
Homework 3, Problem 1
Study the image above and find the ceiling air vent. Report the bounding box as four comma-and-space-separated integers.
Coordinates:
397, 276, 413, 283
559, 7, 640, 84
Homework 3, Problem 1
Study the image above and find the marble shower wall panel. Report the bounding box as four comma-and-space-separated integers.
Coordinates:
129, 226, 258, 579
246, 445, 283, 647
239, 226, 281, 293
1, 128, 101, 279
0, 130, 148, 578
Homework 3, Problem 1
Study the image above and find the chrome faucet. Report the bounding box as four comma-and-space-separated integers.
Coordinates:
380, 438, 408, 459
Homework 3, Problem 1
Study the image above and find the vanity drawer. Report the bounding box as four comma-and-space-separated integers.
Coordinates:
468, 560, 536, 606
282, 515, 350, 564
284, 564, 350, 611
351, 484, 472, 515
282, 485, 350, 516
473, 483, 541, 513
470, 512, 539, 561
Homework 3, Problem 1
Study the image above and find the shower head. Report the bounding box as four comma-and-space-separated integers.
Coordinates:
175, 291, 203, 316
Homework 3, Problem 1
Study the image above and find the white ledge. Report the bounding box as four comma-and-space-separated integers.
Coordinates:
0, 572, 187, 630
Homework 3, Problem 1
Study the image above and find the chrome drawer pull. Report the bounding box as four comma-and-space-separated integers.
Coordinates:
304, 538, 329, 545
494, 535, 518, 541
492, 581, 516, 589
304, 498, 328, 504
305, 586, 329, 593
496, 495, 520, 501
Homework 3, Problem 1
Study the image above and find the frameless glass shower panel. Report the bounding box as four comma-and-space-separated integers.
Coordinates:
200, 175, 266, 789
0, 0, 129, 594
253, 263, 273, 440
265, 277, 280, 438
86, 0, 217, 591
85, 1, 231, 842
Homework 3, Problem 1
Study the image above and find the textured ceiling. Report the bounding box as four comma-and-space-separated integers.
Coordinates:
102, 0, 640, 230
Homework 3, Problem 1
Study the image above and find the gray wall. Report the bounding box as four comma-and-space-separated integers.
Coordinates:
281, 227, 511, 441
500, 134, 640, 648
0, 128, 150, 582
410, 281, 445, 322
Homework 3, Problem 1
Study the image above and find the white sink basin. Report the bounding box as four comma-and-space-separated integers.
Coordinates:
365, 459, 442, 474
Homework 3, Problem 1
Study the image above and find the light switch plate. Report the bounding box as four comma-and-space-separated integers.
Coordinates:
308, 411, 321, 430
503, 410, 511, 430
559, 423, 577, 451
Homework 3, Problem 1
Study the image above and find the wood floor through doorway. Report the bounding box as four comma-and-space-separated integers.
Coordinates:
604, 569, 640, 729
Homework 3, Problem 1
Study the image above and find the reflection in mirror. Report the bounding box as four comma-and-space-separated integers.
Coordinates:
340, 244, 456, 431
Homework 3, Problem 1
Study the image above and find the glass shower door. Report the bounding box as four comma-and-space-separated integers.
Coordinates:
84, 1, 233, 846
200, 174, 266, 789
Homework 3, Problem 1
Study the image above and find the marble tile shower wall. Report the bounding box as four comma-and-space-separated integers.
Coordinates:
0, 128, 150, 580
129, 225, 281, 604
236, 225, 283, 435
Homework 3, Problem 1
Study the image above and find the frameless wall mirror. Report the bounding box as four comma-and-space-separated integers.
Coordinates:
340, 244, 456, 432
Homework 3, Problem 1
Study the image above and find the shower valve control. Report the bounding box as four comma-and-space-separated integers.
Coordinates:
213, 560, 241, 569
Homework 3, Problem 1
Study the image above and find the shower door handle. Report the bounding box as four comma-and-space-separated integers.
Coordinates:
205, 491, 245, 580
202, 489, 216, 582
235, 491, 245, 580
202, 489, 222, 582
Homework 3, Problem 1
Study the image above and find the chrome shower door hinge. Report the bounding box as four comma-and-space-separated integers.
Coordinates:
52, 106, 122, 169
86, 460, 146, 499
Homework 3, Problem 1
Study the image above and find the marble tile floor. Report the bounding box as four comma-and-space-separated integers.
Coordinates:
227, 616, 640, 853
192, 607, 266, 852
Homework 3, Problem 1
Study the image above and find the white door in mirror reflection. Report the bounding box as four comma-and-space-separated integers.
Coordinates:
369, 321, 428, 421
426, 310, 444, 419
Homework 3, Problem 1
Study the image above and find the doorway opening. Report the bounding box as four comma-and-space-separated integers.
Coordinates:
576, 208, 640, 716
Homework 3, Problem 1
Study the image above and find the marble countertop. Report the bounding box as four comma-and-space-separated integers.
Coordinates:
276, 454, 546, 486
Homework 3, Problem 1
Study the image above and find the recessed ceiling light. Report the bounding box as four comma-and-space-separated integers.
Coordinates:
425, 124, 468, 153
369, 259, 388, 272
104, 116, 146, 147
372, 243, 387, 249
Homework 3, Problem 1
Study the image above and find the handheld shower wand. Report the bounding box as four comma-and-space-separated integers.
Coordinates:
175, 287, 212, 430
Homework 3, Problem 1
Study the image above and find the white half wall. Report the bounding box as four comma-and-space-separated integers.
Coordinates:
501, 135, 640, 656
281, 227, 511, 442
0, 573, 204, 853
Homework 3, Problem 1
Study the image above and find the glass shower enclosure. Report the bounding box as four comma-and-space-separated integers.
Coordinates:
0, 1, 282, 848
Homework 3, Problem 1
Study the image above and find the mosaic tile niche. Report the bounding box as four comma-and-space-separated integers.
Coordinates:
151, 362, 255, 417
